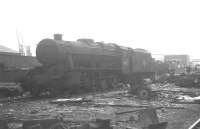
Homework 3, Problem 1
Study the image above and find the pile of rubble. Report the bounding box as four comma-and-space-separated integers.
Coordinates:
0, 83, 200, 129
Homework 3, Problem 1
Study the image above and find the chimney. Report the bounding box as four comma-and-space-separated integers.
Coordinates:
54, 34, 62, 40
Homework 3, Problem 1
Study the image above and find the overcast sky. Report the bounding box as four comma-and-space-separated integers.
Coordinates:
0, 0, 200, 59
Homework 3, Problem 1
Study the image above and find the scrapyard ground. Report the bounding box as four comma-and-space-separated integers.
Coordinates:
1, 83, 200, 129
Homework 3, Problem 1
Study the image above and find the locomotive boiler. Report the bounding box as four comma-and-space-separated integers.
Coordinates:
21, 34, 155, 97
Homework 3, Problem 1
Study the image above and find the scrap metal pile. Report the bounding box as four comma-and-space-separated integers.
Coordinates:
158, 73, 200, 88
1, 83, 200, 129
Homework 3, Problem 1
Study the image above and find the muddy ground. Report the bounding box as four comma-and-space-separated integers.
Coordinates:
0, 83, 200, 129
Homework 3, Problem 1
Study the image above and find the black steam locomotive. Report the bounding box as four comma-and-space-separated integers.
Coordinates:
21, 34, 160, 97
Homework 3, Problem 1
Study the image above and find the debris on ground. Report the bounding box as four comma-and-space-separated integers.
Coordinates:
0, 82, 22, 98
1, 83, 200, 129
49, 97, 92, 105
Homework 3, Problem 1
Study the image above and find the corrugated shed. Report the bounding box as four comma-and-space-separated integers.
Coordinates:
0, 55, 41, 69
0, 45, 40, 69
0, 45, 19, 54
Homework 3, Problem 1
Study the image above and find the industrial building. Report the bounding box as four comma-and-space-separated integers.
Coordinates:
164, 55, 190, 74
